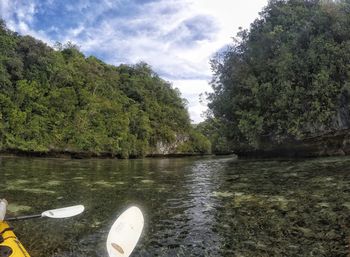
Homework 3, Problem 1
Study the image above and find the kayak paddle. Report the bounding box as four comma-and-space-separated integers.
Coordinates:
106, 206, 144, 257
5, 205, 85, 221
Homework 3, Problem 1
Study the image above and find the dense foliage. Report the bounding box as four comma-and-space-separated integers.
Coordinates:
176, 126, 211, 154
0, 21, 208, 158
196, 118, 231, 154
208, 0, 350, 150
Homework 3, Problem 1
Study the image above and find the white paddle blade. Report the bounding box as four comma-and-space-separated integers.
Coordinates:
42, 205, 85, 218
107, 206, 144, 257
0, 199, 8, 221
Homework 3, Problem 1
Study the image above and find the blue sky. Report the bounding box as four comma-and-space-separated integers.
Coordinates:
0, 0, 267, 123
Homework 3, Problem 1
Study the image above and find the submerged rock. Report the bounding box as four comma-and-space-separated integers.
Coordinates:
211, 191, 234, 197
7, 203, 32, 213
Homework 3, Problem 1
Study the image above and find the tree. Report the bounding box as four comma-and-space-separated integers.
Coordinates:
208, 0, 350, 150
0, 20, 209, 157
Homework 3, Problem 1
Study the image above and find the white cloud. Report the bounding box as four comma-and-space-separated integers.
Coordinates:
0, 0, 54, 44
0, 0, 12, 21
1, 0, 269, 123
172, 79, 213, 123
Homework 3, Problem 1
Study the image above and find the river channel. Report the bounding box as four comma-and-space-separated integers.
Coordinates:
1, 156, 350, 256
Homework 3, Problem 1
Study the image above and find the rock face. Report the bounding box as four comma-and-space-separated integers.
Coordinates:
236, 129, 350, 158
1, 134, 202, 159
148, 135, 189, 156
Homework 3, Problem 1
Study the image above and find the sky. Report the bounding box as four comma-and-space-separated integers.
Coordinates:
0, 0, 268, 123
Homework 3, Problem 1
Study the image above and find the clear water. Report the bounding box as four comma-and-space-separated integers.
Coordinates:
1, 156, 350, 257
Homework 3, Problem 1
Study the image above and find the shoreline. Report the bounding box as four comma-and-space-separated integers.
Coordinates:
235, 129, 350, 159
0, 149, 219, 160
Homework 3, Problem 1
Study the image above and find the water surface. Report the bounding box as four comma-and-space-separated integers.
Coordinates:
1, 156, 350, 256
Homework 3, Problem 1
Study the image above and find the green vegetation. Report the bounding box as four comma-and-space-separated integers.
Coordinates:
176, 127, 211, 154
208, 0, 350, 151
0, 20, 209, 158
196, 118, 231, 154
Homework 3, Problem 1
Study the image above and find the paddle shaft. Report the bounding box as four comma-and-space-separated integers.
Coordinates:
3, 205, 84, 222
5, 214, 42, 221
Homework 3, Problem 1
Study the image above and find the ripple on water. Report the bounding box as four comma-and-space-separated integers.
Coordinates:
45, 180, 62, 186
342, 202, 350, 209
92, 180, 124, 187
2, 156, 350, 257
211, 191, 234, 197
72, 176, 84, 180
141, 179, 154, 184
94, 181, 115, 188
317, 202, 330, 208
6, 185, 56, 194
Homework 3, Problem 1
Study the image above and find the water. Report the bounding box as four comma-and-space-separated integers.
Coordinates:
1, 156, 350, 257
